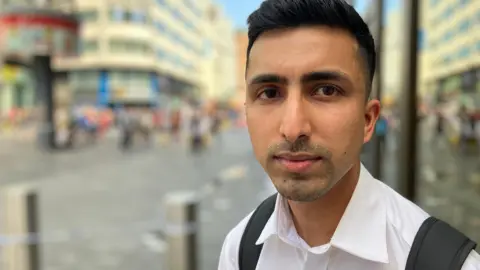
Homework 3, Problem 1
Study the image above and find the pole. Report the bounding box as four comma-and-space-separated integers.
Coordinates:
371, 0, 385, 180
164, 191, 199, 270
32, 55, 56, 150
0, 185, 41, 270
397, 0, 420, 201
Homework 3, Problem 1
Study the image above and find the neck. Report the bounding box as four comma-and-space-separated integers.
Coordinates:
287, 161, 361, 247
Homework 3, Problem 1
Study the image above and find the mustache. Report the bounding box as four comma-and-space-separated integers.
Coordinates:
267, 137, 332, 159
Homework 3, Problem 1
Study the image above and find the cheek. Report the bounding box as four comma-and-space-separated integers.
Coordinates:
246, 109, 274, 161
315, 105, 364, 156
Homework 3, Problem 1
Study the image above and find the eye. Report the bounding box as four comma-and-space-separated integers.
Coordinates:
258, 87, 281, 100
313, 85, 340, 97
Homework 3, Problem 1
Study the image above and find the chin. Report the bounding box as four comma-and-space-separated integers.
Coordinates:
273, 176, 333, 202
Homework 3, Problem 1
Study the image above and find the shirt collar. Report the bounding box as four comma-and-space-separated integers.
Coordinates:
255, 163, 389, 263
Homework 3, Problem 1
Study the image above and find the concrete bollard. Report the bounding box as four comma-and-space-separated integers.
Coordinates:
164, 191, 199, 270
0, 184, 41, 270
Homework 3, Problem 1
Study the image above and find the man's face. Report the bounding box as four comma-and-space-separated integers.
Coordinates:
245, 26, 379, 202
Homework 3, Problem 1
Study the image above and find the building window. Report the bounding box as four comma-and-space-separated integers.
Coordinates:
79, 10, 98, 22
110, 6, 125, 21
458, 18, 471, 33
80, 40, 98, 54
458, 46, 471, 59
131, 10, 147, 23
418, 30, 425, 51
109, 39, 151, 55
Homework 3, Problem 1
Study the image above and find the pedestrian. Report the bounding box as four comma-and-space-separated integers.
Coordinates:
190, 108, 204, 153
218, 1, 480, 269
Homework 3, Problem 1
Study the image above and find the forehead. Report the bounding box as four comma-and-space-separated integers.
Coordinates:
247, 26, 362, 81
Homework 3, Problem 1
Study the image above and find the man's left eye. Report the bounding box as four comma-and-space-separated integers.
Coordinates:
313, 85, 339, 96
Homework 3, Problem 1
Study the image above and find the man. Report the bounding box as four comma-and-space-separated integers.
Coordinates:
218, 0, 480, 269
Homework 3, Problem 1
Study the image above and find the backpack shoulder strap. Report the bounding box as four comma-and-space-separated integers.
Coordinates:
406, 216, 477, 270
238, 194, 277, 270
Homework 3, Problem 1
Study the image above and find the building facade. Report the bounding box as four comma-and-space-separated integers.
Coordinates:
423, 0, 480, 111
52, 0, 236, 107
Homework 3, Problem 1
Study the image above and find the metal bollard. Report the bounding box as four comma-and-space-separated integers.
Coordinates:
164, 191, 199, 270
0, 184, 41, 270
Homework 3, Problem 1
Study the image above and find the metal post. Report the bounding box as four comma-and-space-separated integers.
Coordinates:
32, 55, 55, 150
397, 0, 420, 201
164, 191, 199, 270
0, 185, 41, 270
371, 0, 385, 180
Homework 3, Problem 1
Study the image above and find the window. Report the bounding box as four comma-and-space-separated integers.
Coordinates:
131, 10, 147, 23
418, 30, 425, 51
110, 6, 125, 21
80, 40, 98, 54
70, 71, 99, 89
458, 18, 471, 33
458, 46, 471, 59
79, 10, 98, 22
109, 39, 151, 55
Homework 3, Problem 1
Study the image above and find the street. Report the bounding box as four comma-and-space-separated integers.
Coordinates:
1, 128, 269, 270
1, 122, 479, 270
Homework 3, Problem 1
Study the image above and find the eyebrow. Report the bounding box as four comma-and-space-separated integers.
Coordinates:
301, 71, 349, 84
248, 74, 288, 86
248, 71, 349, 86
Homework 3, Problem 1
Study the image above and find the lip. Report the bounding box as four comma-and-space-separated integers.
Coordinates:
273, 152, 322, 173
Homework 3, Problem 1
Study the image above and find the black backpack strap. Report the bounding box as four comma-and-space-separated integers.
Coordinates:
238, 194, 277, 270
406, 216, 477, 270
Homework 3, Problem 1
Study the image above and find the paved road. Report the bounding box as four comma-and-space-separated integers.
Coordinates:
1, 128, 268, 270
1, 121, 479, 270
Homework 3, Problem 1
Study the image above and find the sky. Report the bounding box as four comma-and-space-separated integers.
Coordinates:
217, 0, 400, 29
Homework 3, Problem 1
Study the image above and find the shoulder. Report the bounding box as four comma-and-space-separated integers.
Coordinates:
218, 211, 254, 270
377, 181, 429, 246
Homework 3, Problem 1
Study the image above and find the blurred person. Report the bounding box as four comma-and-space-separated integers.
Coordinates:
117, 106, 134, 150
374, 113, 388, 153
218, 0, 480, 269
458, 105, 474, 153
190, 107, 204, 153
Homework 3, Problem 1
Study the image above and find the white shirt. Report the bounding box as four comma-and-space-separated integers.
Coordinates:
218, 164, 480, 270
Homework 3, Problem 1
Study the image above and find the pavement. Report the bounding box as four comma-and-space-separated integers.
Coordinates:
1, 120, 479, 270
1, 128, 269, 270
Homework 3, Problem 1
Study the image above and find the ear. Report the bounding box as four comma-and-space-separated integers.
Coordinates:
363, 99, 381, 144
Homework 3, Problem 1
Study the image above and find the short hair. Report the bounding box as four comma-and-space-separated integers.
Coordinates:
246, 0, 376, 97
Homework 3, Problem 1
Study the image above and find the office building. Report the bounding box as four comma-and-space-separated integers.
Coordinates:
423, 0, 479, 109
52, 0, 236, 107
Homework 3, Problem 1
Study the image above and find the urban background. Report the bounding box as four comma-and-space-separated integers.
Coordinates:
0, 0, 479, 269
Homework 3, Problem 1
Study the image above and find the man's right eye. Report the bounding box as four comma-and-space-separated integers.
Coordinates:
258, 88, 280, 99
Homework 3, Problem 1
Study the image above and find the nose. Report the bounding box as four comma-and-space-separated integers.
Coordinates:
279, 93, 312, 143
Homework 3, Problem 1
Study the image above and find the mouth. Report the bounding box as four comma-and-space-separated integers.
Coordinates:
273, 153, 323, 173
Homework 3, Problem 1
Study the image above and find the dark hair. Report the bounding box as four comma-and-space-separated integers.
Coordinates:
246, 0, 376, 96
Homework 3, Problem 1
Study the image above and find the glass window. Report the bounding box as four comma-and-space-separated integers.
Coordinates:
131, 10, 146, 23
81, 40, 98, 54
458, 46, 471, 59
109, 40, 127, 52
458, 18, 471, 33
79, 10, 98, 22
110, 6, 125, 21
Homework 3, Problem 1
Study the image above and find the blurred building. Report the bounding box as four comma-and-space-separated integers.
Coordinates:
52, 0, 236, 108
0, 1, 77, 115
0, 0, 236, 111
422, 0, 480, 111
